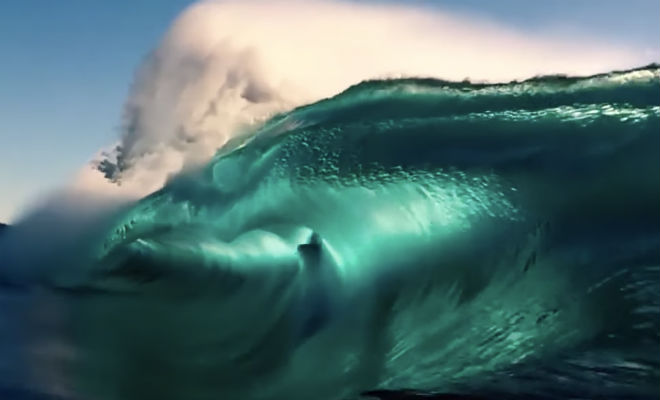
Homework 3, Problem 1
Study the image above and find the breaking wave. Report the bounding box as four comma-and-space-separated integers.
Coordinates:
1, 66, 658, 400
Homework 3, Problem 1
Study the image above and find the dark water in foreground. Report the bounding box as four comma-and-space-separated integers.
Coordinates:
1, 66, 659, 400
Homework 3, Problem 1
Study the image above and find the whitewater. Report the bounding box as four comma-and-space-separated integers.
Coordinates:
1, 65, 658, 400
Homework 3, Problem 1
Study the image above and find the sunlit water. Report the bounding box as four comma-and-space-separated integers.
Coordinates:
1, 66, 659, 400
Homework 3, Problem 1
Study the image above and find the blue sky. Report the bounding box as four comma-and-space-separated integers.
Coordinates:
1, 0, 658, 223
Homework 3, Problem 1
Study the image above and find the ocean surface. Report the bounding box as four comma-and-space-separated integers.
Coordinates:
1, 66, 659, 400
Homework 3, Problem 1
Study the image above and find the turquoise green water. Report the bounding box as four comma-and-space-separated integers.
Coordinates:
1, 66, 658, 400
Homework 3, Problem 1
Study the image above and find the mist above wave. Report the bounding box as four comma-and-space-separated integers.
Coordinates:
86, 0, 653, 200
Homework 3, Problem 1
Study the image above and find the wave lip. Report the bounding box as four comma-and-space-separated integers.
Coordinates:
89, 0, 655, 195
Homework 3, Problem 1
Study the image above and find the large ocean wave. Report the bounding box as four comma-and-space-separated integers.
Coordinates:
1, 66, 659, 400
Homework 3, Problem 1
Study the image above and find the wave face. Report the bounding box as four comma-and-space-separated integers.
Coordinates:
4, 66, 660, 400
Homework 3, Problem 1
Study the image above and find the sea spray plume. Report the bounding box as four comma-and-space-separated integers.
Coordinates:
95, 39, 294, 184
92, 0, 654, 195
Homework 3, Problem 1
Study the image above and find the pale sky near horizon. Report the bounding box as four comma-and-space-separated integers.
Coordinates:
1, 0, 658, 223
